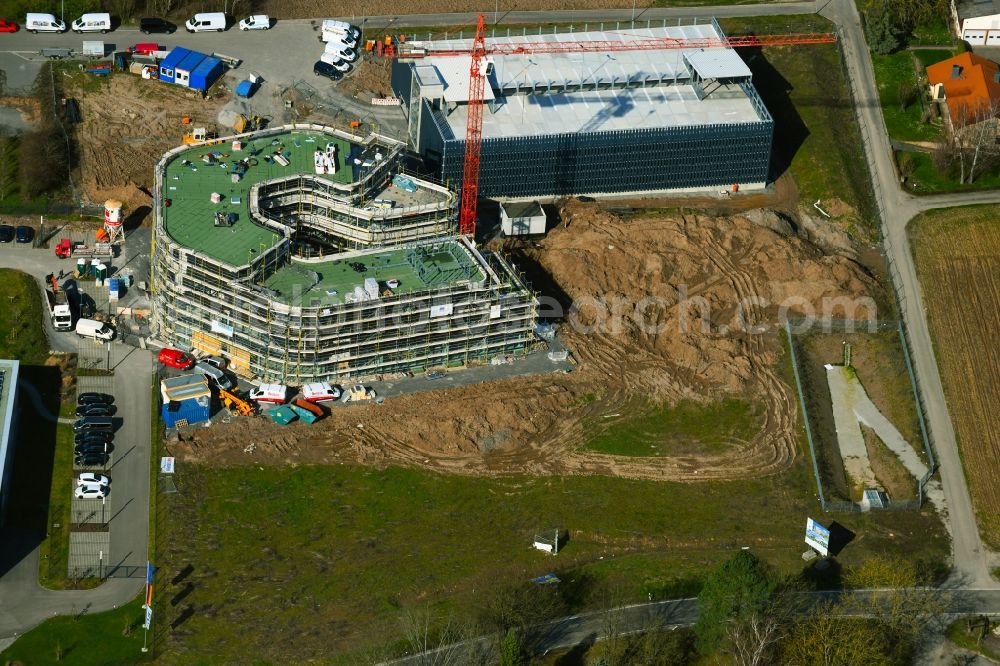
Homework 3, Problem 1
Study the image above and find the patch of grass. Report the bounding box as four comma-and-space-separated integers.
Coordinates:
0, 268, 49, 364
154, 456, 949, 662
910, 16, 957, 46
947, 618, 1000, 661
37, 423, 78, 589
871, 51, 941, 142
585, 399, 763, 456
898, 151, 1000, 194
912, 48, 957, 69
721, 15, 878, 242
0, 594, 149, 665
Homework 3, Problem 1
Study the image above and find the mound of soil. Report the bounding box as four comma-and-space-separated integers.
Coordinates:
176, 202, 877, 482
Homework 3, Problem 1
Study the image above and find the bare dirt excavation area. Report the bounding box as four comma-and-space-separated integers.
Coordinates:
175, 202, 880, 483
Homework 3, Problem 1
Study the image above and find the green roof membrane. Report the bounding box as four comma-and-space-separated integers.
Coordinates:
162, 131, 354, 267
264, 243, 486, 307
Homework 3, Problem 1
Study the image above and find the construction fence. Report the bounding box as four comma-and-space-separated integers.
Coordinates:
785, 318, 936, 513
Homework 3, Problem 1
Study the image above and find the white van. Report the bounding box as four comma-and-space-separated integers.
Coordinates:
185, 12, 226, 33
324, 41, 358, 62
75, 318, 114, 341
321, 19, 359, 39
71, 12, 111, 33
193, 360, 234, 391
249, 383, 288, 403
25, 13, 66, 33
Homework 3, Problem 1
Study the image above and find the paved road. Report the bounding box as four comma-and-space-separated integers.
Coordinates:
383, 588, 1000, 664
820, 0, 1000, 588
0, 230, 153, 640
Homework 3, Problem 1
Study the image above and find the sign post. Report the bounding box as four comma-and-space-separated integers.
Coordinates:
142, 562, 155, 653
805, 518, 831, 557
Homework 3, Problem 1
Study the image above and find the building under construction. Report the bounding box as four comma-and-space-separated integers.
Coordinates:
392, 19, 775, 198
151, 124, 539, 383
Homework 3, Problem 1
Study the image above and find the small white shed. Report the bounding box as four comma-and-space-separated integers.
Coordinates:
500, 201, 547, 237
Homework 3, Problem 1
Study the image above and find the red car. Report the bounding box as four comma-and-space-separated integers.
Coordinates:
130, 42, 161, 55
158, 348, 195, 369
0, 20, 18, 33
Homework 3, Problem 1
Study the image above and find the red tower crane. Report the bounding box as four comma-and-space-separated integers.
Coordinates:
401, 17, 836, 237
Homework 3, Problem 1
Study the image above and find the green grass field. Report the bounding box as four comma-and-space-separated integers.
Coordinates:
152, 455, 949, 663
0, 595, 148, 666
720, 15, 878, 241
585, 399, 763, 456
0, 268, 50, 364
871, 51, 941, 143
37, 423, 83, 589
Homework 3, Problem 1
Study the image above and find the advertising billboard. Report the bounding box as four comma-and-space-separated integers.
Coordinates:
805, 518, 831, 557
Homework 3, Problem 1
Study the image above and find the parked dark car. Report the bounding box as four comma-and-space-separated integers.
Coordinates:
75, 431, 113, 446
75, 441, 113, 455
77, 392, 114, 405
313, 61, 343, 81
76, 403, 116, 417
14, 226, 32, 243
75, 453, 108, 467
0, 225, 13, 243
139, 17, 176, 34
73, 416, 115, 432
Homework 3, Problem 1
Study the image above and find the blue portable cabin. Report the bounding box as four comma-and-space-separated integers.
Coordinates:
190, 56, 224, 92
158, 46, 191, 83
174, 51, 207, 88
162, 396, 211, 428
160, 374, 212, 428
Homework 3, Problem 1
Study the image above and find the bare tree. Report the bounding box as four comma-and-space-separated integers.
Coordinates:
145, 0, 178, 16
948, 99, 1000, 184
105, 0, 136, 20
399, 607, 488, 666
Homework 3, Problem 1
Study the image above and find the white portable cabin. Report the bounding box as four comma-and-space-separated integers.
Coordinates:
500, 201, 547, 236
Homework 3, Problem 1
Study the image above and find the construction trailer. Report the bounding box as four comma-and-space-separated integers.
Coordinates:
157, 46, 191, 83
157, 47, 224, 91
151, 124, 539, 384
160, 374, 211, 427
500, 201, 546, 236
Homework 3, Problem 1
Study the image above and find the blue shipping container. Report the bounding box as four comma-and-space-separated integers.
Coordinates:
190, 57, 224, 92
158, 46, 191, 83
174, 51, 207, 88
162, 396, 210, 428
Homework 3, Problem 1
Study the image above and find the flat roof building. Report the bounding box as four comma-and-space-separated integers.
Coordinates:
392, 19, 773, 198
0, 359, 20, 527
151, 124, 539, 383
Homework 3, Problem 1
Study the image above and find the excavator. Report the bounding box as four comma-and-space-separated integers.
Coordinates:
219, 388, 256, 416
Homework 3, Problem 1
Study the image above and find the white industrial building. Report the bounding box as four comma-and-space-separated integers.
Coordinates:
0, 359, 20, 527
952, 0, 1000, 44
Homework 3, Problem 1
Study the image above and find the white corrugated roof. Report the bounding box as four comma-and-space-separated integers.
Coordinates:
684, 48, 751, 80
411, 23, 766, 139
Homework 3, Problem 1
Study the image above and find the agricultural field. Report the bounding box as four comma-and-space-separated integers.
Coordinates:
910, 205, 1000, 548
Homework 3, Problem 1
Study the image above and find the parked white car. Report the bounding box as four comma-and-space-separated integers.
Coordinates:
238, 15, 270, 31
78, 472, 110, 486
75, 483, 108, 499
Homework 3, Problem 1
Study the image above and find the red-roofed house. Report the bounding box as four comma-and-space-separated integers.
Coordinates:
927, 52, 1000, 126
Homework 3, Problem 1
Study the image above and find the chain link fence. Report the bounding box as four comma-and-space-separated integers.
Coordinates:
785, 318, 937, 513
